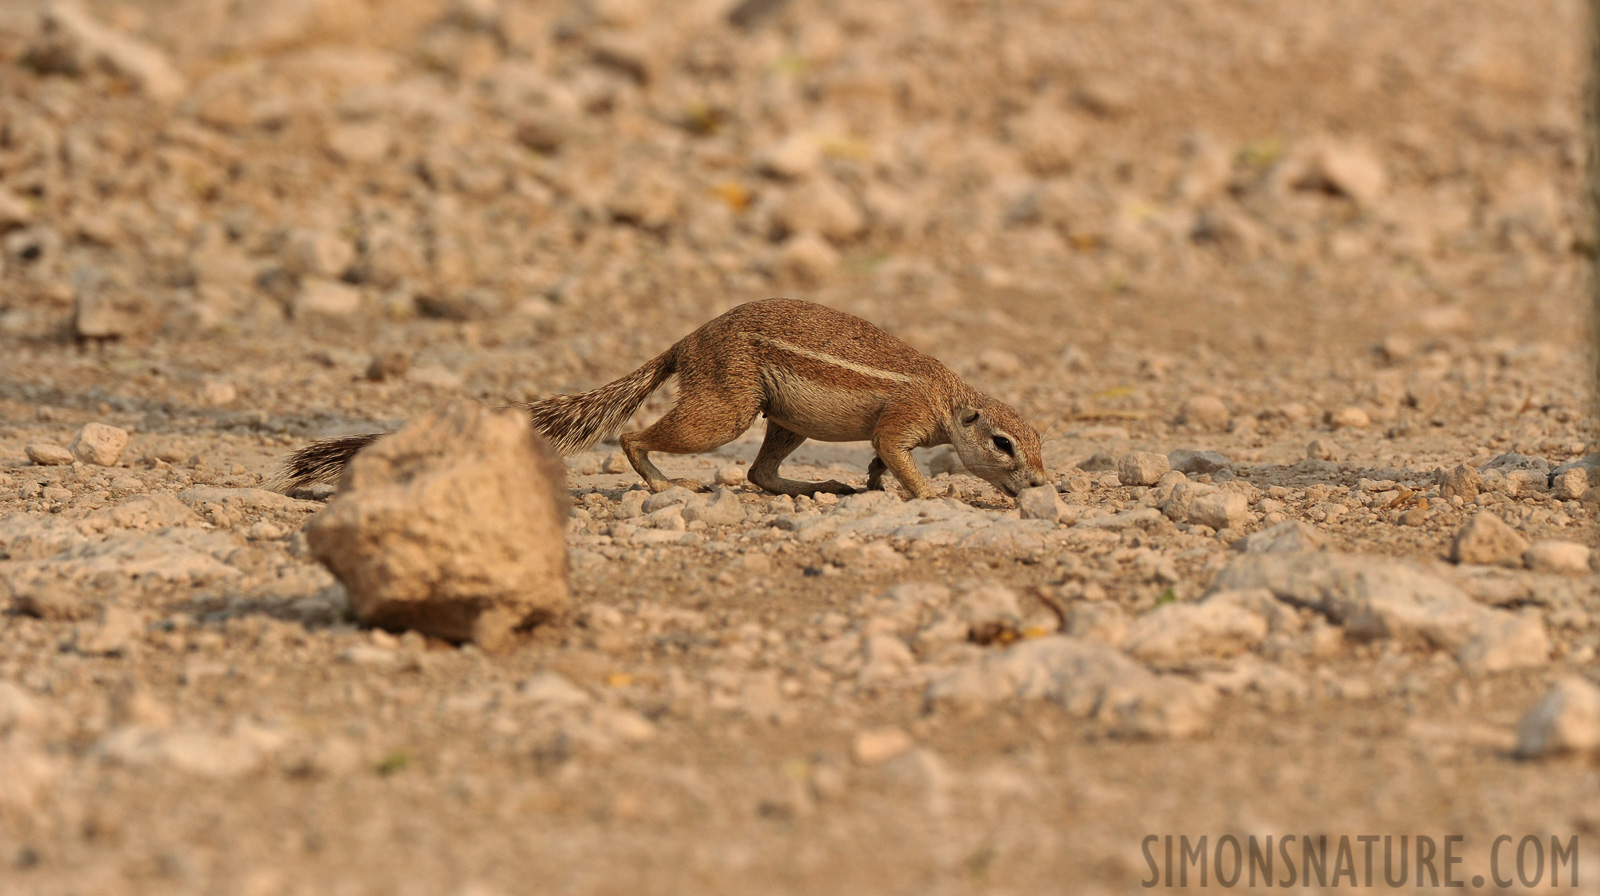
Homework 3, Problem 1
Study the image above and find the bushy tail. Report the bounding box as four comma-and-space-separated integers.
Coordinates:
268, 432, 386, 493
518, 347, 677, 455
267, 348, 677, 493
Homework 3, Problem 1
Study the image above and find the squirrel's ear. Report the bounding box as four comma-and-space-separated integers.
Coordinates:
959, 408, 981, 426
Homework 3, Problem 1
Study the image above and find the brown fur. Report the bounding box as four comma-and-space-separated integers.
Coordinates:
273, 299, 1049, 500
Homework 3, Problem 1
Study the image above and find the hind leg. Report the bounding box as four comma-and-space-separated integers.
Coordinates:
747, 423, 858, 497
621, 397, 756, 493
866, 456, 887, 491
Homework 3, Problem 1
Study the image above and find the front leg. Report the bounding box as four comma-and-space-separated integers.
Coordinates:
871, 406, 940, 500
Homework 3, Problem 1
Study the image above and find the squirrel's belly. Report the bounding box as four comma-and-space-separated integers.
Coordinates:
763, 386, 884, 443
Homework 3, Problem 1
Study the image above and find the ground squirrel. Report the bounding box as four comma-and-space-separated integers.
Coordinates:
276, 298, 1049, 500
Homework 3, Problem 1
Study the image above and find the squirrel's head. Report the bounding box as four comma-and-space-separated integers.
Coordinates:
948, 398, 1049, 499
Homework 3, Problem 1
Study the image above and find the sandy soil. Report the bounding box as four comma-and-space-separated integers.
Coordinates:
0, 0, 1597, 893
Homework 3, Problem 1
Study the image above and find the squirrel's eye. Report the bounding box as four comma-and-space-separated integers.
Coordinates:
992, 435, 1014, 455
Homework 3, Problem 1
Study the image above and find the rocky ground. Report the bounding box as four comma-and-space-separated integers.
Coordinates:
1, 0, 1598, 893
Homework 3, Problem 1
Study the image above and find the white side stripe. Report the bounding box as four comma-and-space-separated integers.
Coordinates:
753, 336, 916, 384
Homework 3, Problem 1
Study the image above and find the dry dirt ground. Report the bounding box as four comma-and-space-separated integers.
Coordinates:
1, 0, 1599, 893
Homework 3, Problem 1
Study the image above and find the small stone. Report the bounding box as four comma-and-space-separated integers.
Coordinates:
365, 352, 410, 382
1327, 406, 1371, 429
25, 444, 73, 466
1301, 140, 1388, 206
69, 422, 128, 466
1189, 493, 1250, 531
72, 604, 142, 656
1177, 395, 1229, 428
1015, 485, 1067, 521
306, 400, 569, 649
771, 180, 864, 243
756, 134, 820, 179
1435, 465, 1483, 501
41, 0, 187, 101
1515, 677, 1600, 759
714, 466, 745, 486
1231, 521, 1324, 554
642, 486, 695, 513
293, 278, 363, 317
778, 232, 839, 284
9, 581, 96, 621
1117, 451, 1170, 487
1523, 541, 1592, 575
1551, 468, 1590, 501
682, 488, 746, 527
199, 380, 237, 406
326, 121, 395, 164
851, 726, 913, 766
1306, 439, 1335, 461
1448, 512, 1529, 568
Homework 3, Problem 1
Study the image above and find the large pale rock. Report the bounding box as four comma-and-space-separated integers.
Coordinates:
1515, 677, 1600, 759
1449, 512, 1529, 567
926, 636, 1214, 738
307, 401, 569, 649
1210, 552, 1547, 671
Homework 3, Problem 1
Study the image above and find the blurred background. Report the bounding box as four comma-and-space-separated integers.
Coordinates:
0, 0, 1589, 387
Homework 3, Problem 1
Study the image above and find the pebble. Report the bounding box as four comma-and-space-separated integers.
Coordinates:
1116, 451, 1170, 487
1435, 464, 1483, 501
1327, 406, 1371, 429
1515, 677, 1600, 759
1448, 511, 1529, 568
1551, 468, 1590, 501
851, 726, 914, 765
25, 443, 74, 466
1015, 485, 1067, 521
714, 466, 746, 486
1176, 395, 1229, 428
1523, 540, 1592, 575
69, 422, 129, 466
1188, 492, 1250, 531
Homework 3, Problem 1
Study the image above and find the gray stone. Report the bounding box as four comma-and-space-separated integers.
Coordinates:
307, 401, 569, 650
926, 636, 1214, 738
1231, 520, 1325, 554
1117, 451, 1170, 487
1210, 552, 1547, 671
1515, 677, 1600, 759
1449, 512, 1529, 567
1168, 449, 1231, 475
643, 486, 696, 513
